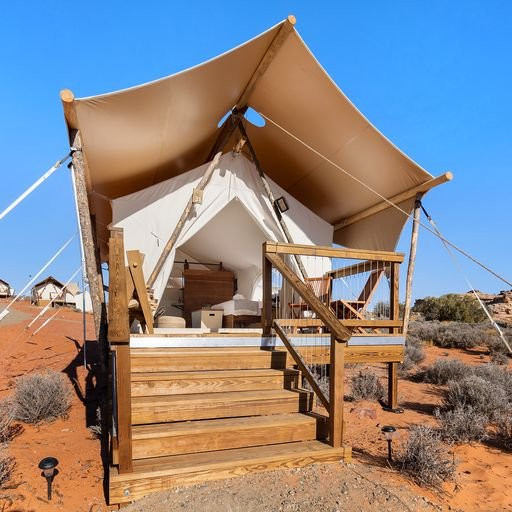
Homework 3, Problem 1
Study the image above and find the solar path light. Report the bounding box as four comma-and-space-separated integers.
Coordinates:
38, 457, 58, 500
381, 425, 397, 462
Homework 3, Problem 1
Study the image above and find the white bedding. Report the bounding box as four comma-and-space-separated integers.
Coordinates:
211, 298, 261, 316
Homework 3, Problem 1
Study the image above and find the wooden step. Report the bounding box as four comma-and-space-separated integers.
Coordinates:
130, 348, 289, 372
131, 368, 300, 396
132, 413, 320, 459
110, 440, 350, 504
131, 389, 312, 424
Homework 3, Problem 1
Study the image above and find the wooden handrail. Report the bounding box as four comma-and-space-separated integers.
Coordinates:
265, 252, 351, 341
273, 321, 329, 410
327, 260, 387, 279
264, 241, 404, 263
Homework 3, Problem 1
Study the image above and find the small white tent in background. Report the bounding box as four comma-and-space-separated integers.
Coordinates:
31, 276, 78, 308
0, 279, 12, 298
74, 291, 93, 313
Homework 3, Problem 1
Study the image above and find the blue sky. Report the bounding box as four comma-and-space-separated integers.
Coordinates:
0, 1, 510, 300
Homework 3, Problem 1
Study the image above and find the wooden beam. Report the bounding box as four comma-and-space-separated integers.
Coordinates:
262, 243, 273, 336
108, 229, 133, 474
60, 89, 78, 132
127, 251, 154, 334
327, 260, 386, 279
403, 194, 422, 334
334, 172, 453, 230
147, 151, 222, 288
273, 321, 330, 410
238, 121, 308, 280
329, 335, 344, 448
235, 15, 296, 109
265, 252, 351, 341
275, 318, 402, 328
264, 241, 404, 263
70, 131, 107, 350
206, 107, 247, 162
387, 362, 399, 410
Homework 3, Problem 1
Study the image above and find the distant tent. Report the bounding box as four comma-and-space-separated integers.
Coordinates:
0, 279, 12, 298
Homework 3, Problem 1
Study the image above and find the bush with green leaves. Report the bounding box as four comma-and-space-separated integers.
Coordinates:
13, 371, 72, 424
413, 294, 486, 323
350, 370, 384, 401
398, 425, 456, 488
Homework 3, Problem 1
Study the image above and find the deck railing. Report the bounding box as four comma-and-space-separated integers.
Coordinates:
262, 242, 405, 445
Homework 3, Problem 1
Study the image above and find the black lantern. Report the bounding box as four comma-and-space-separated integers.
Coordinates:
274, 196, 289, 214
381, 425, 397, 462
38, 457, 58, 500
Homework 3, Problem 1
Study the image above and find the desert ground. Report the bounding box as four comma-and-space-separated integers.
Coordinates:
0, 299, 510, 511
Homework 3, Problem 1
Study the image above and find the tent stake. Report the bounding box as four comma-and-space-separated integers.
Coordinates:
236, 119, 308, 280
403, 194, 422, 334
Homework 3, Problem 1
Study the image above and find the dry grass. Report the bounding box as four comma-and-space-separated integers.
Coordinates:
12, 370, 72, 424
0, 445, 14, 489
398, 425, 456, 489
350, 370, 384, 401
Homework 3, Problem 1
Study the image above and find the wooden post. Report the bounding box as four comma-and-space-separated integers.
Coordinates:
262, 246, 273, 336
237, 121, 308, 280
69, 131, 107, 353
147, 151, 223, 288
387, 261, 400, 411
329, 336, 345, 448
108, 228, 133, 474
403, 194, 422, 334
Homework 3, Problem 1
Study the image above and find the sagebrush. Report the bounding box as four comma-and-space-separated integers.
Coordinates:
13, 371, 72, 424
435, 406, 488, 443
398, 425, 456, 488
420, 359, 472, 385
350, 370, 384, 401
0, 445, 14, 489
412, 294, 486, 323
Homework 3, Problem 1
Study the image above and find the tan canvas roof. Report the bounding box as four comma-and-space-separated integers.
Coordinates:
61, 16, 450, 257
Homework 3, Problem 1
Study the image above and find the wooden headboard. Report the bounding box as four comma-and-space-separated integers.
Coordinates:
183, 269, 234, 326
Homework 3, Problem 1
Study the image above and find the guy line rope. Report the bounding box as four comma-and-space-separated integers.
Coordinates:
258, 110, 511, 352
0, 152, 71, 222
258, 111, 512, 289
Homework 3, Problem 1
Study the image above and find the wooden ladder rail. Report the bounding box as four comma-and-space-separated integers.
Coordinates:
108, 227, 133, 474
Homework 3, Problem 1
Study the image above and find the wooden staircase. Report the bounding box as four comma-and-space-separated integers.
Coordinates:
109, 347, 350, 504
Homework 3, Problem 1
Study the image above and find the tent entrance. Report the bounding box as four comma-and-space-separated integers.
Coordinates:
159, 198, 274, 327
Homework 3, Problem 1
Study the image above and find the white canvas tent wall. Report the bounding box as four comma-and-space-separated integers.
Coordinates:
61, 16, 447, 267
32, 276, 65, 304
0, 280, 11, 298
74, 291, 93, 313
112, 152, 333, 303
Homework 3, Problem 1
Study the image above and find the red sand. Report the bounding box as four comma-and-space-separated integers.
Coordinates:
0, 299, 510, 511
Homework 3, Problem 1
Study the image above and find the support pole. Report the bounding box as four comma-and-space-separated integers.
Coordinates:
262, 247, 273, 337
69, 131, 107, 363
237, 120, 308, 280
329, 336, 345, 448
403, 194, 422, 334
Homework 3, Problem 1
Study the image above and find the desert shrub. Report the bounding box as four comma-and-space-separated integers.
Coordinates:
399, 343, 426, 374
350, 370, 384, 401
408, 320, 440, 342
436, 406, 488, 443
88, 406, 102, 440
413, 294, 486, 323
495, 412, 512, 450
443, 375, 508, 421
0, 445, 14, 489
472, 364, 512, 399
421, 359, 472, 385
13, 371, 72, 424
398, 425, 456, 488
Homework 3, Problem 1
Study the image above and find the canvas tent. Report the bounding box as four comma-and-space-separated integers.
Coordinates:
112, 152, 332, 304
0, 279, 12, 298
61, 17, 448, 270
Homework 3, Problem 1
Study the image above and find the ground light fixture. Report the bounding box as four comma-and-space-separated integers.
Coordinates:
381, 425, 397, 462
38, 457, 59, 500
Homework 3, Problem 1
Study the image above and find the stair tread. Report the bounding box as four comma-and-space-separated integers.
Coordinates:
132, 413, 317, 439
117, 441, 342, 479
132, 388, 309, 407
131, 368, 299, 381
131, 347, 286, 355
